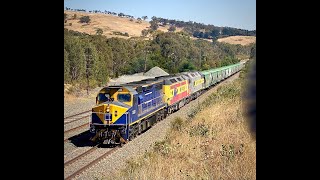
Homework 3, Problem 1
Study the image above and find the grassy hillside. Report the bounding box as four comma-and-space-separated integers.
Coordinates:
64, 11, 183, 38
64, 11, 255, 46
217, 36, 256, 46
105, 64, 256, 179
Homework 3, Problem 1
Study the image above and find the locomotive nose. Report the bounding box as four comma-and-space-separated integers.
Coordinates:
91, 103, 128, 125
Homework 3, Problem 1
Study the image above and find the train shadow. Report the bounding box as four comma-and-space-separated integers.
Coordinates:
67, 130, 96, 147
67, 131, 117, 148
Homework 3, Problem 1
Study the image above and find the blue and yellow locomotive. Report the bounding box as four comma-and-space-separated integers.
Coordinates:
90, 77, 168, 145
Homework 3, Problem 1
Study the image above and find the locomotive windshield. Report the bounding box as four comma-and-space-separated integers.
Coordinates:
98, 93, 111, 102
117, 93, 131, 102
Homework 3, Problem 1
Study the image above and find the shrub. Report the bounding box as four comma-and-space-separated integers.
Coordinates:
80, 16, 90, 23
189, 123, 209, 137
154, 140, 171, 156
171, 117, 184, 131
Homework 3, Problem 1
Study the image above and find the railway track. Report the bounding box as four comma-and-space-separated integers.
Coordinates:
64, 146, 119, 180
64, 122, 89, 142
64, 110, 92, 142
64, 146, 98, 167
64, 110, 91, 125
64, 123, 89, 134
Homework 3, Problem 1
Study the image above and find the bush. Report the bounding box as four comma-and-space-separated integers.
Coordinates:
168, 25, 176, 32
171, 117, 184, 131
113, 31, 129, 37
80, 16, 90, 23
154, 140, 171, 156
189, 123, 209, 137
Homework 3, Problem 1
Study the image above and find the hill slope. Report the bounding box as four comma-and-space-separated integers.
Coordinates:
64, 11, 182, 38
64, 11, 255, 46
217, 35, 256, 46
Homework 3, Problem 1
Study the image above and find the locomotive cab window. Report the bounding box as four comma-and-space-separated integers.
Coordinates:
98, 93, 111, 102
118, 93, 131, 102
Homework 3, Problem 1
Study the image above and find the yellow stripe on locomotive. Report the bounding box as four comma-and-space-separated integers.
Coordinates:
194, 78, 204, 87
92, 104, 128, 124
163, 79, 189, 106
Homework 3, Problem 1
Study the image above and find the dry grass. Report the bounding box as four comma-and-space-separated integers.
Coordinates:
217, 36, 256, 46
64, 11, 254, 46
108, 78, 256, 180
64, 83, 97, 103
64, 11, 183, 39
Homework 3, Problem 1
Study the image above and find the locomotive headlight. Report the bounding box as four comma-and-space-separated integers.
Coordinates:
115, 111, 118, 116
106, 104, 110, 113
90, 125, 95, 133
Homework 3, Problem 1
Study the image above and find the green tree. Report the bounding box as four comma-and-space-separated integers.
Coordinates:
151, 16, 157, 21
64, 36, 86, 82
83, 42, 98, 90
90, 35, 113, 86
142, 16, 148, 20
64, 49, 70, 82
168, 25, 176, 32
211, 29, 220, 37
179, 61, 195, 72
107, 38, 131, 77
80, 16, 90, 23
150, 21, 159, 31
141, 29, 149, 37
137, 18, 142, 23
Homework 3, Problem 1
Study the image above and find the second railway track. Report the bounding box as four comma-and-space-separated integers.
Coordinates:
64, 110, 91, 125
64, 146, 119, 180
64, 110, 92, 142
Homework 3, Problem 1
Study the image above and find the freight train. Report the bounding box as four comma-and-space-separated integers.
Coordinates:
89, 62, 245, 145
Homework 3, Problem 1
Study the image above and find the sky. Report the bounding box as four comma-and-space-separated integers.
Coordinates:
64, 0, 256, 30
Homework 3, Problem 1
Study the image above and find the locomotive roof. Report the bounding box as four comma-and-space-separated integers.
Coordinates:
122, 75, 173, 87
106, 72, 201, 90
